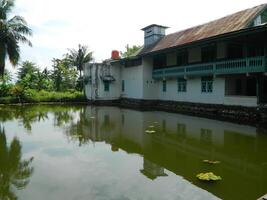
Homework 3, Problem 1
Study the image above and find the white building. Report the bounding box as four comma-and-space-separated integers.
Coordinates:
84, 4, 267, 107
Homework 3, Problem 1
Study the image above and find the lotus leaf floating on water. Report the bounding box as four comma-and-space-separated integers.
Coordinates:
196, 172, 222, 181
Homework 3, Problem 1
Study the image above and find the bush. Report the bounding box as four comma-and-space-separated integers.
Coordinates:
0, 89, 85, 104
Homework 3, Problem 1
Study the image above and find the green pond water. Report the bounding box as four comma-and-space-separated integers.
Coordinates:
0, 105, 267, 200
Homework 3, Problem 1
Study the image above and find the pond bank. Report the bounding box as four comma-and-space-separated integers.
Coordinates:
88, 98, 267, 131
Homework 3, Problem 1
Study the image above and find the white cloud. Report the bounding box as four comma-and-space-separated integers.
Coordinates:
6, 0, 267, 72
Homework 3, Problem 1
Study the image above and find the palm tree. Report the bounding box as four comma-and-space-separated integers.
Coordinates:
0, 0, 32, 75
0, 126, 34, 200
66, 44, 93, 79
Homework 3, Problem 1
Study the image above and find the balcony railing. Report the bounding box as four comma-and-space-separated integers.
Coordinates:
152, 56, 267, 78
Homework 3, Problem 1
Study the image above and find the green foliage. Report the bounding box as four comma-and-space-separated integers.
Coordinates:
0, 43, 92, 101
0, 90, 85, 104
16, 61, 52, 91
10, 84, 24, 102
17, 61, 38, 81
51, 58, 78, 92
0, 0, 32, 75
120, 44, 142, 58
0, 70, 12, 96
23, 90, 84, 103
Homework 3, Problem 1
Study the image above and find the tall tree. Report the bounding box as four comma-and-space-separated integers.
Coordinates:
66, 44, 93, 79
120, 44, 141, 58
0, 0, 32, 75
17, 61, 38, 81
17, 61, 39, 89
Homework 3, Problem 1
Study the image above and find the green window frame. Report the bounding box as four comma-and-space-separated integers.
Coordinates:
122, 80, 125, 92
177, 78, 187, 92
201, 77, 213, 93
162, 80, 167, 92
104, 81, 110, 92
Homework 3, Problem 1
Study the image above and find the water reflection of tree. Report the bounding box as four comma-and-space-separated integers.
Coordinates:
0, 126, 34, 200
65, 111, 118, 146
0, 105, 81, 132
53, 111, 73, 127
65, 108, 93, 146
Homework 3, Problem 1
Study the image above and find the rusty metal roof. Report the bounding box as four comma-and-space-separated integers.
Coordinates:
139, 4, 267, 55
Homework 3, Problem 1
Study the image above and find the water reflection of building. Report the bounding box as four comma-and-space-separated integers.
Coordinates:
80, 106, 267, 200
140, 158, 168, 180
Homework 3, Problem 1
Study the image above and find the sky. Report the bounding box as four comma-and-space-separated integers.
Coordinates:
7, 0, 267, 72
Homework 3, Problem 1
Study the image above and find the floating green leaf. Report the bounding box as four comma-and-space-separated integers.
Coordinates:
196, 172, 222, 181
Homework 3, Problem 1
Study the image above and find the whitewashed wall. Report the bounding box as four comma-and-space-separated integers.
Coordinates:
142, 57, 158, 100
84, 63, 121, 100
98, 65, 121, 100
157, 77, 225, 104
121, 64, 144, 99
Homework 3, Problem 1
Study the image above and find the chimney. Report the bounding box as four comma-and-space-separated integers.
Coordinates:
141, 24, 168, 47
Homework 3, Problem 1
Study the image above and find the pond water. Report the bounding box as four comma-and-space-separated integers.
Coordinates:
0, 105, 267, 200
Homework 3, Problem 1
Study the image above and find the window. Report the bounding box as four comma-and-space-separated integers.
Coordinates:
177, 50, 188, 66
162, 80, 167, 92
201, 77, 213, 93
201, 44, 216, 62
227, 43, 243, 59
153, 54, 166, 69
177, 78, 187, 92
104, 81, 110, 92
122, 80, 125, 92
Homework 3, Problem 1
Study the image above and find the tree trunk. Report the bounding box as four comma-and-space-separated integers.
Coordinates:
0, 42, 6, 76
